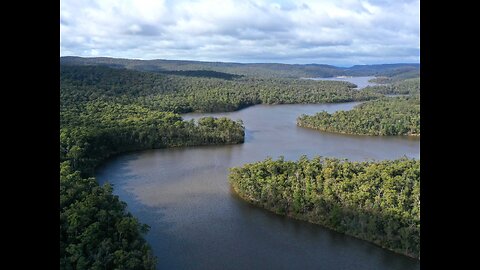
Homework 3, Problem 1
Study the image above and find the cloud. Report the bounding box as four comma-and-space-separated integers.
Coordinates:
60, 0, 420, 66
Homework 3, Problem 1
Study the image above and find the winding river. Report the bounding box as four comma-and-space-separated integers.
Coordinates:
96, 100, 420, 270
305, 76, 379, 89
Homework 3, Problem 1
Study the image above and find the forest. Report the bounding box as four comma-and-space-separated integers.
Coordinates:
364, 77, 420, 95
297, 96, 420, 136
60, 101, 244, 269
60, 59, 420, 268
60, 64, 249, 268
60, 161, 157, 269
229, 156, 420, 259
61, 101, 245, 175
61, 65, 382, 114
61, 56, 419, 79
60, 63, 383, 268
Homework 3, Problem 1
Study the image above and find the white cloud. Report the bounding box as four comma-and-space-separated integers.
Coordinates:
60, 0, 420, 66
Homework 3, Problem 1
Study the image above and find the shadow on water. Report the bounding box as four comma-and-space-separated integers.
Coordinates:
96, 154, 180, 268
229, 189, 419, 270
95, 103, 420, 270
296, 124, 420, 141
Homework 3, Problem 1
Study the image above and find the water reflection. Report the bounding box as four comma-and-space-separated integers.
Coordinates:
96, 103, 420, 270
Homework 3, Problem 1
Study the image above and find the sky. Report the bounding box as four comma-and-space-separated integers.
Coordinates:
60, 0, 419, 67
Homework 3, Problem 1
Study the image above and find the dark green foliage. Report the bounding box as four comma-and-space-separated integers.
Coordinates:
60, 56, 419, 79
60, 111, 243, 269
60, 102, 245, 175
153, 69, 243, 80
363, 77, 420, 95
60, 65, 246, 268
60, 161, 157, 269
60, 57, 346, 78
344, 64, 419, 79
229, 156, 420, 258
60, 65, 381, 114
297, 96, 420, 136
60, 60, 419, 267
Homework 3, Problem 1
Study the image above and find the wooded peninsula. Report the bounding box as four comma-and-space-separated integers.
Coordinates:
60, 57, 420, 269
229, 156, 420, 258
297, 96, 420, 136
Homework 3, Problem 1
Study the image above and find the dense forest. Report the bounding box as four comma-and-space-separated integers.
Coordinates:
229, 156, 420, 258
60, 63, 249, 268
59, 62, 381, 269
61, 101, 245, 175
61, 65, 382, 114
297, 96, 420, 136
60, 161, 157, 269
61, 56, 419, 79
364, 77, 420, 95
60, 59, 420, 268
60, 107, 244, 269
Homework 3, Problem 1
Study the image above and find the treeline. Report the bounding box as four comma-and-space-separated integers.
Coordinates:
60, 104, 244, 269
60, 57, 342, 78
364, 77, 420, 95
59, 61, 419, 267
140, 76, 380, 112
368, 76, 392, 84
343, 64, 419, 79
61, 102, 245, 175
61, 56, 419, 79
61, 161, 157, 269
229, 156, 420, 258
153, 69, 243, 80
61, 65, 382, 114
60, 103, 244, 267
297, 96, 420, 136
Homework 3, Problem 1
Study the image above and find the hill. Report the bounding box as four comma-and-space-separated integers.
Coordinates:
60, 56, 419, 79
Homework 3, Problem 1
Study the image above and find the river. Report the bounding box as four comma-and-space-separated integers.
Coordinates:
96, 102, 420, 270
304, 76, 379, 89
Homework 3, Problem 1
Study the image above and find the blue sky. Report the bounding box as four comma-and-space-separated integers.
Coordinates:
60, 0, 419, 66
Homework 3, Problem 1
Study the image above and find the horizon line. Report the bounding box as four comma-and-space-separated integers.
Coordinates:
60, 55, 420, 68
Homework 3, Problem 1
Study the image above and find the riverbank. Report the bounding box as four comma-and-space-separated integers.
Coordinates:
96, 103, 420, 270
230, 183, 419, 259
229, 157, 420, 259
297, 122, 421, 138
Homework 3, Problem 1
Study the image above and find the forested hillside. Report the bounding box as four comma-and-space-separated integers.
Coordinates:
60, 56, 419, 79
61, 102, 245, 175
60, 65, 247, 269
60, 104, 244, 269
229, 156, 420, 258
61, 65, 381, 113
60, 60, 420, 268
297, 96, 420, 136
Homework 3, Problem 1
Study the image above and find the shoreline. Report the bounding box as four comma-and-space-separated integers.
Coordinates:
230, 183, 420, 260
297, 122, 420, 138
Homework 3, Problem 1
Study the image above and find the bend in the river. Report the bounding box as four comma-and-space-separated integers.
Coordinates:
96, 100, 420, 270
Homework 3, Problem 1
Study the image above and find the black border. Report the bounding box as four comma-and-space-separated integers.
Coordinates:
11, 1, 59, 268
11, 0, 443, 268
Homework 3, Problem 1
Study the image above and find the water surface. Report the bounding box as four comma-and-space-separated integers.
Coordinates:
96, 103, 420, 270
304, 76, 378, 89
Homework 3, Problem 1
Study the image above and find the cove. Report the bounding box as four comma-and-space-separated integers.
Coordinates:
96, 102, 420, 270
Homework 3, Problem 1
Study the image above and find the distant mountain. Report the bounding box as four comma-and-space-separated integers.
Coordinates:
60, 56, 419, 79
343, 64, 420, 79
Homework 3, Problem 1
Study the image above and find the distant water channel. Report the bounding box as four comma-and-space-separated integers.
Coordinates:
304, 76, 379, 89
96, 102, 420, 270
